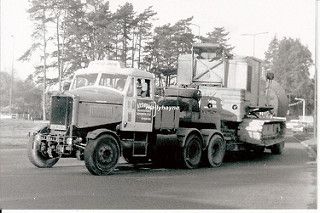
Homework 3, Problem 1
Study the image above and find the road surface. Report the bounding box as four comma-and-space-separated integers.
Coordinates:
0, 138, 317, 209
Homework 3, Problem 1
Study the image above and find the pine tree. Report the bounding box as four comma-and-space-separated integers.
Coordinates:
200, 27, 234, 54
143, 17, 195, 85
19, 0, 55, 120
132, 6, 157, 68
263, 36, 279, 74
113, 3, 136, 67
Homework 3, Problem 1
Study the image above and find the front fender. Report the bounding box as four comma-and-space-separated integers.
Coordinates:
86, 128, 121, 153
28, 124, 50, 138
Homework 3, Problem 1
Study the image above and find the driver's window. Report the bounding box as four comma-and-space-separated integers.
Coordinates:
136, 78, 150, 98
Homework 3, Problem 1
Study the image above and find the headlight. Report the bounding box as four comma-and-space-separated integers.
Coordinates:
66, 137, 73, 145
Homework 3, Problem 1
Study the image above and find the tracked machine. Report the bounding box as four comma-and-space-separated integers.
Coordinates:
28, 44, 288, 175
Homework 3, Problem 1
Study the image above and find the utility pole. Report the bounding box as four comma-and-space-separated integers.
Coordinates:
57, 15, 62, 91
241, 32, 268, 57
9, 35, 15, 115
190, 23, 201, 42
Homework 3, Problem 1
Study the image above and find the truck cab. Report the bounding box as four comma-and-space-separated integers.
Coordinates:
67, 60, 155, 132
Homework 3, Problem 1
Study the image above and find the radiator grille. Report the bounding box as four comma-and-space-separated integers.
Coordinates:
51, 96, 73, 127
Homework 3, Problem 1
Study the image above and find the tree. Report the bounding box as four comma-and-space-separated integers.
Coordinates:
263, 36, 279, 74
200, 27, 234, 54
113, 3, 136, 67
131, 6, 157, 68
18, 0, 57, 120
263, 37, 314, 115
0, 72, 11, 107
0, 72, 42, 118
144, 17, 194, 72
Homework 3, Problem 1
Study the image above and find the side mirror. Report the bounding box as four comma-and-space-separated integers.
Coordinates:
63, 82, 71, 91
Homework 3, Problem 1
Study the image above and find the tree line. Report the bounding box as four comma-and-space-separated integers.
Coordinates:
19, 0, 232, 83
8, 0, 313, 119
0, 72, 42, 119
17, 0, 233, 119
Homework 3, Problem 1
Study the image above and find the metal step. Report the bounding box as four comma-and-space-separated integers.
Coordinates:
132, 141, 148, 157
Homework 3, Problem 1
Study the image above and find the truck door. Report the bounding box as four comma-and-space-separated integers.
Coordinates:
121, 77, 154, 132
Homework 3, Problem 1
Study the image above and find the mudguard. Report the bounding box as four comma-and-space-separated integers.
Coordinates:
86, 129, 122, 153
200, 129, 224, 150
28, 124, 49, 137
176, 128, 203, 148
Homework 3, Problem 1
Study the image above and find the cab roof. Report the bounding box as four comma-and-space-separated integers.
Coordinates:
74, 60, 154, 79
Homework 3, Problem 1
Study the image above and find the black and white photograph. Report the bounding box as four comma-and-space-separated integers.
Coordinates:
0, 0, 318, 210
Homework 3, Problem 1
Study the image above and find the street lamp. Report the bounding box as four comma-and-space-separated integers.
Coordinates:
295, 98, 306, 122
241, 32, 268, 57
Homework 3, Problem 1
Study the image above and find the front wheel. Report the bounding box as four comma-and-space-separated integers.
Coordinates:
84, 134, 120, 175
27, 134, 59, 168
203, 134, 226, 167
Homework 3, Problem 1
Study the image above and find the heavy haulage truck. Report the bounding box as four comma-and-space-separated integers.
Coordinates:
28, 43, 288, 175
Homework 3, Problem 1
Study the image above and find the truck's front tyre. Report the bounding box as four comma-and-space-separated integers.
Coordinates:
203, 134, 226, 167
181, 134, 202, 169
27, 134, 59, 168
84, 134, 120, 175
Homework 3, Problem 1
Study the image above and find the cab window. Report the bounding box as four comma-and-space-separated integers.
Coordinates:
136, 78, 150, 98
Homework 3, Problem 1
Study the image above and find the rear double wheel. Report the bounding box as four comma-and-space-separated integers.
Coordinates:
180, 133, 202, 169
203, 134, 226, 167
84, 134, 120, 175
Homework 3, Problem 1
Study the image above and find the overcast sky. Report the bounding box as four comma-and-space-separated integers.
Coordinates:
1, 0, 318, 80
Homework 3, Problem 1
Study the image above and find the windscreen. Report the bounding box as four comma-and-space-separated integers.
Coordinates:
99, 74, 127, 91
73, 73, 98, 89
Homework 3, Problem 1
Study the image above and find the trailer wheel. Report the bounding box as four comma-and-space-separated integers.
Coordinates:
27, 134, 59, 168
203, 134, 226, 167
84, 134, 120, 175
181, 133, 202, 169
270, 141, 284, 155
